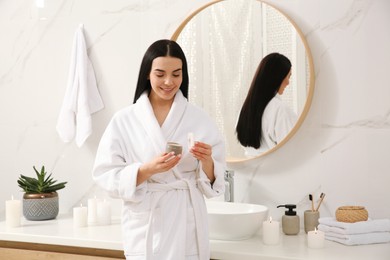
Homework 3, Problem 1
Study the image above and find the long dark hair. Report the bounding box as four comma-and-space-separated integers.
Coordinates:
133, 39, 189, 103
236, 53, 291, 149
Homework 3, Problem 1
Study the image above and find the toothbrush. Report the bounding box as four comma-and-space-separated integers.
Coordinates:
315, 193, 325, 212
309, 194, 314, 212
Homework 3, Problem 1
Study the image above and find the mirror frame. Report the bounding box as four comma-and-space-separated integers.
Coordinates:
171, 0, 315, 164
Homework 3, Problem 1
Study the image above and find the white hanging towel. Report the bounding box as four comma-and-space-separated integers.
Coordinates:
56, 24, 104, 147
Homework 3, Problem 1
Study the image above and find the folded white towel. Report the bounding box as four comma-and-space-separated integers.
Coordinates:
56, 24, 104, 147
318, 217, 390, 235
325, 231, 390, 246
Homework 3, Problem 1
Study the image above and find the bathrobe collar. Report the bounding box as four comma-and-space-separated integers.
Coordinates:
134, 90, 188, 156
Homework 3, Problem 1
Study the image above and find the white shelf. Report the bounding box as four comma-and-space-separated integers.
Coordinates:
210, 231, 390, 260
1, 215, 389, 259
0, 214, 123, 251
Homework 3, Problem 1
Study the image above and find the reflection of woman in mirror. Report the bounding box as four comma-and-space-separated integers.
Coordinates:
236, 53, 297, 157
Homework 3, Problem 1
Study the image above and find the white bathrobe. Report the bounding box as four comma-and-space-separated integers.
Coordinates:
244, 94, 297, 157
93, 90, 226, 260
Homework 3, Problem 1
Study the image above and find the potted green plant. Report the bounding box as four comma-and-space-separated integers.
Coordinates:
17, 165, 67, 221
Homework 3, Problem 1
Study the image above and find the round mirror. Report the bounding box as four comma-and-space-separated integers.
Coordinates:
171, 0, 314, 163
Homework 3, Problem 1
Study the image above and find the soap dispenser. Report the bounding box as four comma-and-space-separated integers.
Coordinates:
277, 204, 300, 235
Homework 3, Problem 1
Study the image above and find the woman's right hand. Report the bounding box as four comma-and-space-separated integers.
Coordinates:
137, 152, 181, 185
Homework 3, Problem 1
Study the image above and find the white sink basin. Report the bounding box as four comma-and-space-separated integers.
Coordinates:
206, 201, 268, 240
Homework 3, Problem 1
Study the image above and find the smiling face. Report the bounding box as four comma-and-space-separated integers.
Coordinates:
278, 69, 292, 95
148, 56, 183, 104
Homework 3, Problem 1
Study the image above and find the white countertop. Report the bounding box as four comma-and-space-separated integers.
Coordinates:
0, 214, 123, 251
1, 215, 389, 259
210, 232, 390, 260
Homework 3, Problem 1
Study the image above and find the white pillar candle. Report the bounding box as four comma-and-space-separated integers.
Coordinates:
307, 228, 325, 249
73, 204, 88, 227
97, 199, 111, 226
88, 196, 99, 226
5, 196, 21, 228
262, 216, 280, 245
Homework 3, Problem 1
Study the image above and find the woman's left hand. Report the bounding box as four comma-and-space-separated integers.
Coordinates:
190, 141, 215, 182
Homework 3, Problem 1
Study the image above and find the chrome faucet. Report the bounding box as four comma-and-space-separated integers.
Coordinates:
224, 170, 235, 202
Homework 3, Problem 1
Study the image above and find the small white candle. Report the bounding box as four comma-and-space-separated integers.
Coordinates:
97, 199, 111, 226
308, 228, 325, 249
5, 195, 21, 228
262, 216, 280, 245
88, 196, 99, 226
73, 203, 88, 227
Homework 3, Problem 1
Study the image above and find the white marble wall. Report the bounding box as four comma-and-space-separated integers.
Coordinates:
1, 0, 389, 225
231, 0, 390, 221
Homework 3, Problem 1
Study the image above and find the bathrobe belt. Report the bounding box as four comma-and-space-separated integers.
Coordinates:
145, 179, 206, 259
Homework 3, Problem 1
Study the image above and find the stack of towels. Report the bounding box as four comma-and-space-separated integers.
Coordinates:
318, 217, 390, 246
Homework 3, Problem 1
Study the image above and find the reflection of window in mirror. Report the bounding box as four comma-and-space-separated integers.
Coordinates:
175, 0, 311, 159
265, 5, 308, 115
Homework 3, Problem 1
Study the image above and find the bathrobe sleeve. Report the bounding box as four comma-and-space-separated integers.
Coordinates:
188, 105, 226, 198
262, 95, 297, 146
271, 100, 297, 144
92, 110, 147, 203
197, 151, 226, 199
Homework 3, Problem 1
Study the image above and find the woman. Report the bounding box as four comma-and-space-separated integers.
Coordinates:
236, 52, 297, 157
92, 39, 226, 259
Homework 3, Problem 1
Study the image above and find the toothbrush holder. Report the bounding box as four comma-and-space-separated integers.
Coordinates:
304, 210, 320, 233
